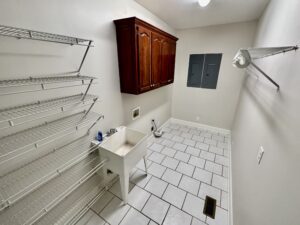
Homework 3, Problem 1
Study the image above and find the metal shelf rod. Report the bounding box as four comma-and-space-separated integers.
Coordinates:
0, 24, 93, 47
0, 136, 102, 211
25, 158, 108, 225
0, 94, 98, 130
0, 112, 103, 165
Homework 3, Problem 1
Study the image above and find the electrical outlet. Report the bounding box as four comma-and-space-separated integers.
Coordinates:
257, 146, 265, 164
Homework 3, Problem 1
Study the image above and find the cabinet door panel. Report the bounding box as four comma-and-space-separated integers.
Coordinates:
161, 39, 171, 85
136, 26, 151, 92
151, 33, 162, 88
168, 41, 176, 83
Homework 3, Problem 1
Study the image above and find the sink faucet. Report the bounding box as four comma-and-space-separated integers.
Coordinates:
106, 128, 117, 137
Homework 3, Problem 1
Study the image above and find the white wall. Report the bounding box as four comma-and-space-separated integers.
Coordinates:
0, 0, 175, 135
171, 22, 257, 129
231, 0, 300, 224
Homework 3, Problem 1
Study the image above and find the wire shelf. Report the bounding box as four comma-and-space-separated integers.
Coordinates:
36, 176, 118, 225
0, 94, 98, 129
0, 111, 103, 166
0, 135, 102, 211
0, 156, 107, 225
0, 74, 96, 96
0, 25, 93, 46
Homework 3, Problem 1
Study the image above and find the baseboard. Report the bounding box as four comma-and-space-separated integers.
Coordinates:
169, 117, 231, 135
228, 139, 234, 225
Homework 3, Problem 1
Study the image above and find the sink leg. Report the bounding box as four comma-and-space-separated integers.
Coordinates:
143, 156, 148, 175
119, 172, 129, 204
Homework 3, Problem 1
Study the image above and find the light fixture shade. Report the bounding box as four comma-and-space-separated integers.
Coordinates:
198, 0, 211, 7
232, 49, 251, 68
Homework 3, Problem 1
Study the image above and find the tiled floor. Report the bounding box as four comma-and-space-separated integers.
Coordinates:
76, 122, 230, 225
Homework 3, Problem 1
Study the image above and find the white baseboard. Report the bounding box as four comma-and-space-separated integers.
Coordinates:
169, 118, 231, 135
228, 139, 234, 225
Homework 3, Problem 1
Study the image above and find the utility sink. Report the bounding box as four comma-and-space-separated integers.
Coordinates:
99, 126, 148, 203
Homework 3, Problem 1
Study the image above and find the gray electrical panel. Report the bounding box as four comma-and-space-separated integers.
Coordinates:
187, 53, 222, 89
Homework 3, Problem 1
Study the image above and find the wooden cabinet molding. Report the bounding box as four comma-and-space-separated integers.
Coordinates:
114, 17, 178, 94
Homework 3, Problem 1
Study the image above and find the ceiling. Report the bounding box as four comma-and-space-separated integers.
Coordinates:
135, 0, 270, 29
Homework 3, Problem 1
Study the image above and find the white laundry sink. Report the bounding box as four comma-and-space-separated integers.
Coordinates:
99, 126, 148, 203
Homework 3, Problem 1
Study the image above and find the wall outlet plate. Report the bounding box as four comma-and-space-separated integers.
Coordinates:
257, 146, 265, 164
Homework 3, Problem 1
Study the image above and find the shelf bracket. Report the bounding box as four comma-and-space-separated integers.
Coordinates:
78, 40, 93, 73
250, 62, 280, 90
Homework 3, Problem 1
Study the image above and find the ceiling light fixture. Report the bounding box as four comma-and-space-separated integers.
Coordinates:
198, 0, 211, 7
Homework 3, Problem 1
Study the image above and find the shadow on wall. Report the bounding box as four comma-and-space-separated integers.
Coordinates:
243, 65, 299, 148
121, 85, 173, 133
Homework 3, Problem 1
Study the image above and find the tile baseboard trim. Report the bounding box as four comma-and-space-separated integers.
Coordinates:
228, 139, 233, 225
169, 118, 231, 135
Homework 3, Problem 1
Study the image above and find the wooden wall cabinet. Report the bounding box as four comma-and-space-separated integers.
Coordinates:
114, 17, 178, 94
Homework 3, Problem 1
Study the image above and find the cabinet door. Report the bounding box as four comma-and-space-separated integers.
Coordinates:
161, 38, 176, 85
168, 40, 176, 83
136, 25, 152, 92
151, 33, 162, 88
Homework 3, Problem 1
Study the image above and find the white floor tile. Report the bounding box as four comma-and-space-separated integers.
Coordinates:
181, 132, 193, 139
162, 184, 187, 208
205, 161, 222, 175
182, 193, 206, 222
221, 191, 229, 210
174, 151, 190, 163
147, 149, 154, 158
162, 168, 182, 186
212, 174, 228, 191
76, 210, 106, 225
130, 169, 152, 188
200, 132, 212, 138
149, 221, 159, 225
162, 127, 171, 133
120, 207, 149, 225
109, 180, 135, 199
204, 138, 217, 146
100, 197, 130, 225
198, 183, 221, 205
193, 168, 212, 184
206, 207, 228, 225
149, 143, 164, 152
145, 176, 168, 197
142, 195, 170, 224
189, 129, 200, 135
162, 157, 180, 170
161, 139, 175, 148
162, 133, 173, 140
173, 143, 187, 152
170, 130, 181, 136
188, 156, 205, 168
161, 147, 177, 157
136, 158, 151, 171
195, 142, 209, 151
192, 135, 204, 142
178, 175, 200, 195
176, 161, 195, 177
200, 151, 215, 161
179, 127, 190, 133
217, 141, 228, 149
148, 163, 167, 178
148, 152, 166, 164
128, 185, 151, 210
91, 191, 114, 213
163, 206, 192, 225
215, 155, 229, 166
172, 135, 184, 143
209, 146, 224, 155
191, 217, 207, 225
186, 146, 201, 157
183, 138, 196, 147
212, 134, 224, 142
